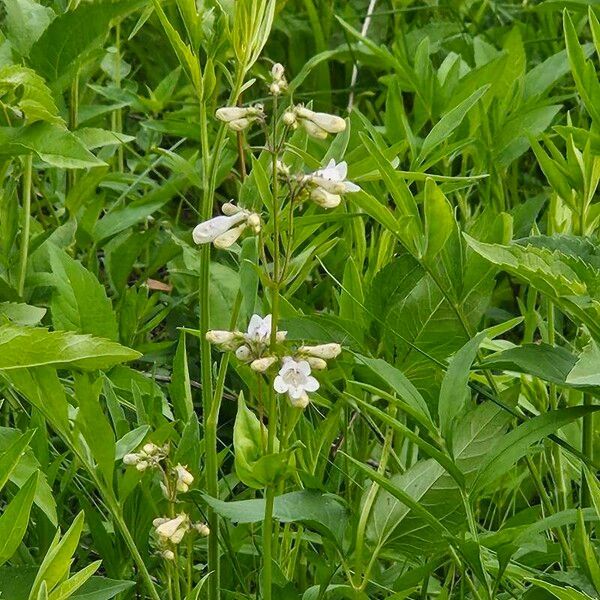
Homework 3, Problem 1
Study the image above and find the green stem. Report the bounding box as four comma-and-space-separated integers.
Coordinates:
17, 154, 32, 297
582, 393, 594, 509
262, 484, 276, 600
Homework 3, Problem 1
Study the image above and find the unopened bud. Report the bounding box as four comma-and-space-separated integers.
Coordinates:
235, 345, 252, 362
250, 356, 279, 372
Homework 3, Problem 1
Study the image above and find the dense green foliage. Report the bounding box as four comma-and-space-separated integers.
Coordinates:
1, 0, 600, 599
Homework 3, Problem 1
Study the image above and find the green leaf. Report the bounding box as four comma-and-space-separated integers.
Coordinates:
48, 247, 119, 341
48, 561, 101, 600
29, 512, 85, 600
0, 302, 46, 326
203, 490, 347, 545
0, 471, 38, 567
3, 0, 55, 56
0, 123, 104, 168
438, 332, 485, 451
567, 340, 600, 385
417, 85, 489, 164
472, 406, 600, 491
528, 579, 595, 600
353, 354, 433, 427
28, 0, 142, 90
0, 429, 36, 492
0, 325, 140, 371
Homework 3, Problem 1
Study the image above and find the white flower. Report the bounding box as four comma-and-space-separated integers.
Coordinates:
307, 160, 360, 195
213, 223, 247, 249
274, 357, 319, 408
245, 314, 273, 344
206, 330, 237, 346
193, 213, 247, 245
294, 106, 346, 138
298, 343, 342, 360
216, 105, 264, 131
174, 464, 194, 493
154, 514, 189, 545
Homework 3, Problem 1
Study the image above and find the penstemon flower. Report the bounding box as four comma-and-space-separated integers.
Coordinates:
193, 202, 261, 248
303, 159, 360, 208
174, 464, 194, 493
283, 105, 346, 139
154, 514, 190, 545
273, 357, 320, 408
216, 104, 264, 131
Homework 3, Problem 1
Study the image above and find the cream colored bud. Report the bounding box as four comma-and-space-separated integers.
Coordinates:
136, 460, 149, 471
235, 345, 252, 361
300, 119, 328, 139
213, 223, 246, 249
153, 517, 169, 528
174, 464, 194, 491
195, 522, 210, 537
143, 443, 158, 455
247, 213, 261, 233
227, 118, 253, 131
306, 357, 327, 370
276, 330, 288, 343
283, 111, 297, 127
162, 550, 175, 561
123, 453, 139, 465
216, 106, 250, 122
289, 390, 310, 409
299, 343, 342, 360
155, 515, 188, 543
206, 330, 236, 345
269, 82, 281, 95
250, 356, 279, 372
295, 106, 346, 134
222, 202, 242, 216
310, 188, 341, 209
272, 63, 285, 80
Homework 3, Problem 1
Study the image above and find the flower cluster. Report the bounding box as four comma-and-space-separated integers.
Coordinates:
206, 314, 341, 408
215, 104, 264, 131
153, 514, 209, 560
269, 63, 287, 96
123, 443, 168, 472
192, 202, 261, 249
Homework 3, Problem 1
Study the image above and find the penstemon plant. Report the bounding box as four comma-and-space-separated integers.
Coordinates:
193, 62, 355, 600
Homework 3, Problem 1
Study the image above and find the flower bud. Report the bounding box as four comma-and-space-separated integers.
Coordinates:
235, 345, 252, 361
306, 357, 327, 370
272, 63, 285, 80
221, 202, 242, 216
161, 550, 175, 561
213, 223, 246, 249
250, 356, 279, 372
299, 343, 342, 360
123, 453, 139, 465
195, 522, 210, 537
310, 188, 341, 209
206, 330, 236, 345
295, 106, 346, 134
247, 213, 261, 233
283, 111, 297, 127
143, 443, 158, 455
289, 390, 310, 409
136, 460, 149, 471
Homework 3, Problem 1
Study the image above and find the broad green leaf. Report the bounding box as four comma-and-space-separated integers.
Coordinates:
203, 490, 347, 545
0, 123, 104, 168
0, 471, 38, 567
168, 332, 194, 422
0, 325, 140, 370
0, 302, 46, 326
473, 406, 600, 491
28, 0, 142, 90
3, 0, 55, 56
49, 247, 118, 341
567, 340, 600, 385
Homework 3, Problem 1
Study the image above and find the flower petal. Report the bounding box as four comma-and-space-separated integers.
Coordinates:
304, 376, 320, 392
273, 375, 288, 394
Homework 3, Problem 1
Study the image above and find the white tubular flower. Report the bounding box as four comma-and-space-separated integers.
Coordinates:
216, 105, 264, 131
174, 464, 194, 493
299, 343, 342, 360
274, 357, 320, 408
213, 223, 247, 249
154, 514, 189, 545
192, 213, 247, 245
250, 356, 278, 372
245, 314, 274, 345
294, 106, 346, 137
308, 160, 361, 195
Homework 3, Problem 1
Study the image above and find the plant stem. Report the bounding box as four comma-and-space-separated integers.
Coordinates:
582, 393, 593, 509
17, 154, 33, 297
